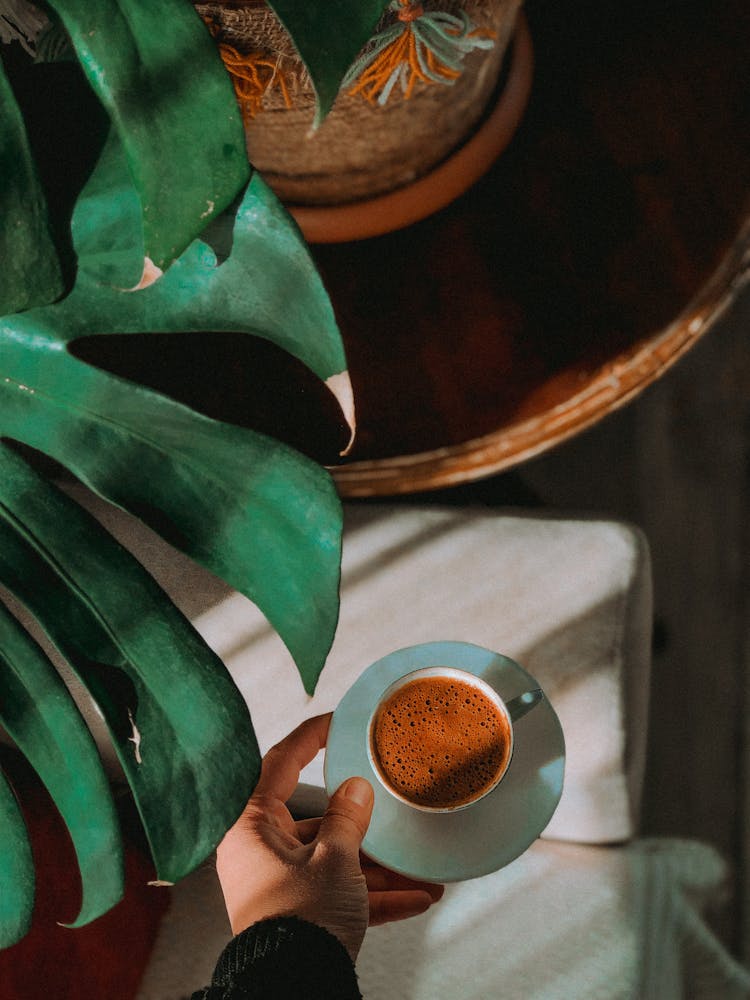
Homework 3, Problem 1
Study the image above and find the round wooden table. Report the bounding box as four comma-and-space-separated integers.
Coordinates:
315, 0, 750, 496
52, 0, 749, 498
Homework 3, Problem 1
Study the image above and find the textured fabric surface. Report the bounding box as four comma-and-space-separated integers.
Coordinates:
137, 838, 748, 1000
354, 838, 750, 1000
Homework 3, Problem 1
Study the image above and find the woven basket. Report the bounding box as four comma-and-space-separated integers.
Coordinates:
195, 0, 524, 206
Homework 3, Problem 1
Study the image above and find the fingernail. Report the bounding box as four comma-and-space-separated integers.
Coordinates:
343, 777, 373, 807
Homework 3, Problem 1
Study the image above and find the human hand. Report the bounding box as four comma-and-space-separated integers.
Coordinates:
216, 713, 444, 962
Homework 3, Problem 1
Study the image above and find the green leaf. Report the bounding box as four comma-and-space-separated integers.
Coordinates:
0, 133, 347, 692
45, 0, 250, 276
0, 62, 64, 314
0, 353, 343, 692
0, 597, 124, 929
268, 0, 390, 122
0, 767, 34, 948
0, 443, 261, 883
69, 132, 351, 395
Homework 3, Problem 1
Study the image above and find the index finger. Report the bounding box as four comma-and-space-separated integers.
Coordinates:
253, 713, 332, 802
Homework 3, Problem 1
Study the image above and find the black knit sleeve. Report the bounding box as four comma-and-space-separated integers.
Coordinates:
190, 915, 363, 1000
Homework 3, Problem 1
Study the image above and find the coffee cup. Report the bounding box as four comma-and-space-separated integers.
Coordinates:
366, 665, 542, 814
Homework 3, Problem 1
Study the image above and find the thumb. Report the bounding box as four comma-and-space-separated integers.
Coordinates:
317, 777, 374, 854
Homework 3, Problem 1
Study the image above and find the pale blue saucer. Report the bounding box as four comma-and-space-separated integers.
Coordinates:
324, 641, 565, 883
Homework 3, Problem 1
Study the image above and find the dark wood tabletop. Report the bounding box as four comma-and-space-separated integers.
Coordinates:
316, 0, 750, 494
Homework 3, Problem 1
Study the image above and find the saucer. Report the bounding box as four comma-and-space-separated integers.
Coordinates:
324, 641, 565, 883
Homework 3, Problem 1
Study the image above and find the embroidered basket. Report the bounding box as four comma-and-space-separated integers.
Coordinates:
195, 0, 524, 206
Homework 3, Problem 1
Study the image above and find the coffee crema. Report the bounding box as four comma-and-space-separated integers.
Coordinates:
370, 675, 511, 809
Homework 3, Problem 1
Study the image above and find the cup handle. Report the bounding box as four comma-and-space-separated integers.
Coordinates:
505, 688, 543, 723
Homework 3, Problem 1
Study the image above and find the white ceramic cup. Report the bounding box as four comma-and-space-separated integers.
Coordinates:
366, 665, 538, 814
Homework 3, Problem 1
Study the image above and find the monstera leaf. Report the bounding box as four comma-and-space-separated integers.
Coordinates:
0, 116, 349, 949
1, 0, 250, 304
0, 578, 125, 937
0, 0, 359, 947
0, 441, 260, 889
0, 61, 64, 314
45, 0, 251, 278
3, 129, 350, 689
0, 766, 34, 949
268, 0, 391, 121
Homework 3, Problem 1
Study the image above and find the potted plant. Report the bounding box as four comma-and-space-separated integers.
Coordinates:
198, 0, 532, 240
0, 0, 530, 947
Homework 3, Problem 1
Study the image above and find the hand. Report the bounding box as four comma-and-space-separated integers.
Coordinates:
216, 713, 444, 962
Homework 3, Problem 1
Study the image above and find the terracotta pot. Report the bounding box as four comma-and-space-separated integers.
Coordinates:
292, 14, 533, 243
196, 0, 530, 231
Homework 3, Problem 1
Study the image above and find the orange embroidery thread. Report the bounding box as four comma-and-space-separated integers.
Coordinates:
199, 12, 291, 121
218, 44, 292, 122
344, 1, 495, 107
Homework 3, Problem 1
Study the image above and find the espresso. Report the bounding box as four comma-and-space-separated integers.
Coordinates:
370, 675, 511, 809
